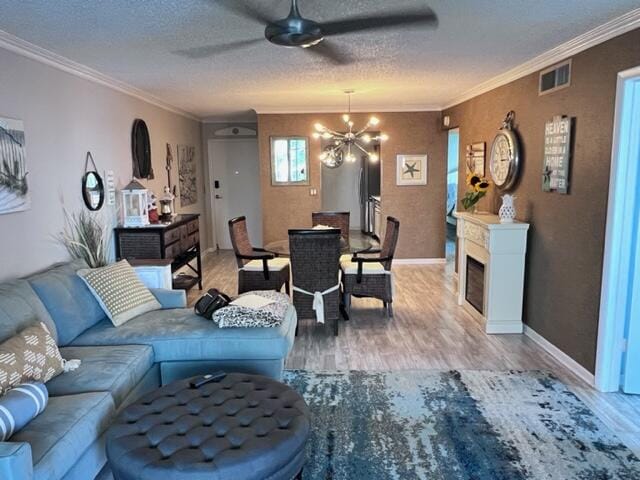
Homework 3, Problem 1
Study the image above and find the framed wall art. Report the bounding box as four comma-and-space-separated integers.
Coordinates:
466, 142, 486, 176
542, 115, 573, 194
396, 154, 427, 186
0, 117, 30, 215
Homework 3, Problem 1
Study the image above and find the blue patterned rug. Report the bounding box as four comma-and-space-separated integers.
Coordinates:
283, 370, 640, 480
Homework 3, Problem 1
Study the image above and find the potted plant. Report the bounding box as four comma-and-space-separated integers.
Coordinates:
58, 210, 110, 268
461, 173, 491, 213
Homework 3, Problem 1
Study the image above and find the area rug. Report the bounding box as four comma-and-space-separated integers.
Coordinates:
283, 370, 640, 480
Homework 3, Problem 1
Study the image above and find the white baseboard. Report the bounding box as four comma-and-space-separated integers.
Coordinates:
393, 258, 447, 265
524, 325, 595, 387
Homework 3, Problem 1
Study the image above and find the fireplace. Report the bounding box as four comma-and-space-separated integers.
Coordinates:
465, 255, 485, 314
454, 211, 529, 334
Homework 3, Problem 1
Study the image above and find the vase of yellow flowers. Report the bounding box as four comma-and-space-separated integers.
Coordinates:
461, 173, 491, 212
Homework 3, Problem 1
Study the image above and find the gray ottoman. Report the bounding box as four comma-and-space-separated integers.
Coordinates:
106, 373, 310, 480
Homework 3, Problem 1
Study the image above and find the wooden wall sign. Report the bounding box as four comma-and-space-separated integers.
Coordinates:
542, 115, 572, 194
466, 142, 486, 176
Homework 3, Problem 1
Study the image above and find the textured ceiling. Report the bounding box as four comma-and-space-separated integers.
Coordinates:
0, 0, 637, 119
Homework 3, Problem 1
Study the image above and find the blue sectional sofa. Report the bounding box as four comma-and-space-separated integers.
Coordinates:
0, 261, 297, 480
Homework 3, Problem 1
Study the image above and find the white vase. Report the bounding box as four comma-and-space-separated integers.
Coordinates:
499, 194, 517, 223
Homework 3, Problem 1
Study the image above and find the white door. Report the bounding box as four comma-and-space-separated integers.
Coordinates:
208, 139, 261, 250
595, 67, 640, 393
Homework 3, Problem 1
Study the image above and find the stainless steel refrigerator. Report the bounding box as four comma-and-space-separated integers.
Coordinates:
359, 144, 381, 234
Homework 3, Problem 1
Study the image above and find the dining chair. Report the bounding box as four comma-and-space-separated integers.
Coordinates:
228, 216, 290, 295
312, 211, 350, 243
341, 216, 400, 318
288, 228, 342, 336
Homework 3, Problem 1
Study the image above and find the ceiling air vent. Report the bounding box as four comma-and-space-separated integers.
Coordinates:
539, 59, 571, 95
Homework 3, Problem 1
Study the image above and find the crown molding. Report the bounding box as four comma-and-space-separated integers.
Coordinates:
443, 8, 640, 109
0, 29, 201, 122
254, 104, 441, 115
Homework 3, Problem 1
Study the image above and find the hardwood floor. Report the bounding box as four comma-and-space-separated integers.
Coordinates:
188, 249, 640, 456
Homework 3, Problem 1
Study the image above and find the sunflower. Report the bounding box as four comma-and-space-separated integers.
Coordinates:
466, 173, 482, 187
475, 180, 491, 192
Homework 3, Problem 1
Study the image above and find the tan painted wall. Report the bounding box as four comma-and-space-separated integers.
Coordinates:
257, 112, 446, 258
0, 47, 204, 281
443, 28, 640, 373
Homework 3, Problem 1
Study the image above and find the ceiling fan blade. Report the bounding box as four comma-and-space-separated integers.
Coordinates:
174, 38, 264, 59
304, 41, 353, 65
320, 7, 438, 36
215, 0, 276, 25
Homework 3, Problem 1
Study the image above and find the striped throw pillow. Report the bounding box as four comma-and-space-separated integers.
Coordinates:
78, 260, 161, 327
0, 383, 48, 441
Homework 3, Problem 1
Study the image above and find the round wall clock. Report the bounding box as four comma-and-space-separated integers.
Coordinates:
489, 111, 521, 191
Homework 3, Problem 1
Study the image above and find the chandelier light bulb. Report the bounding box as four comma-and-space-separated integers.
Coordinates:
342, 114, 350, 123
379, 133, 389, 141
314, 123, 325, 132
345, 153, 356, 163
369, 116, 380, 126
348, 121, 354, 128
319, 152, 328, 160
312, 132, 321, 139
322, 132, 333, 139
361, 134, 371, 144
369, 152, 379, 162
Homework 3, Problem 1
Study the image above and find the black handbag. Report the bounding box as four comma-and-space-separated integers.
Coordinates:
194, 289, 231, 319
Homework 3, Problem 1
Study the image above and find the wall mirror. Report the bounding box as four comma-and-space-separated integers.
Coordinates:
132, 118, 152, 179
82, 152, 104, 211
270, 136, 309, 186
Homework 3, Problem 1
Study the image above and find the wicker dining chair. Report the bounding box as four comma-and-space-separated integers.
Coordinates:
228, 216, 290, 295
288, 228, 342, 336
312, 211, 350, 243
341, 216, 400, 318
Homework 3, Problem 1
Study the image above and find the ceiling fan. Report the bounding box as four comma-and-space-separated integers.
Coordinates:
176, 0, 438, 65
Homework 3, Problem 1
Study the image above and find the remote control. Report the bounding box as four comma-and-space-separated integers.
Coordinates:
190, 372, 226, 388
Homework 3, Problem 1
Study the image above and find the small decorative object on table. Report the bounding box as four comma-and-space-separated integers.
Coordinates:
121, 179, 149, 227
159, 186, 175, 222
499, 194, 517, 223
461, 173, 491, 212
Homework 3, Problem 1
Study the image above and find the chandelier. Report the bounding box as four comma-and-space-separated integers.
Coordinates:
312, 91, 388, 169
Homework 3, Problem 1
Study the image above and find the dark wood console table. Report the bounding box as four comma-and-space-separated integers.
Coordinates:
114, 214, 203, 291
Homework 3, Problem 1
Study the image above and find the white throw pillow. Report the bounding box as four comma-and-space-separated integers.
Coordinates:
78, 260, 161, 327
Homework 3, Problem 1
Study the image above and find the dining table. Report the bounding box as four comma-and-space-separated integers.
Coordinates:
265, 233, 377, 257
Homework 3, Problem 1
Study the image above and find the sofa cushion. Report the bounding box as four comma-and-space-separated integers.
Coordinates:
70, 306, 296, 362
27, 261, 106, 346
10, 391, 114, 480
0, 322, 64, 395
78, 260, 161, 327
47, 345, 154, 408
0, 279, 58, 344
241, 257, 290, 271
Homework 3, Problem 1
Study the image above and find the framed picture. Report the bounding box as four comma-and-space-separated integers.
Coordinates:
177, 144, 197, 207
465, 142, 485, 176
396, 155, 427, 186
0, 117, 30, 215
542, 115, 572, 194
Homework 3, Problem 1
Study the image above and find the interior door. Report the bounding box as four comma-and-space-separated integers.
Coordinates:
208, 139, 261, 250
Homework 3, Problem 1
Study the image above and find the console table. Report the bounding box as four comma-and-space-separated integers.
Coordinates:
453, 211, 529, 334
114, 214, 203, 291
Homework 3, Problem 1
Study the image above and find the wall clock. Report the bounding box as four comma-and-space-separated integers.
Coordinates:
489, 111, 521, 191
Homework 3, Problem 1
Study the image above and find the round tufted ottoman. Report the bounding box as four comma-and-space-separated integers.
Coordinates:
106, 373, 310, 480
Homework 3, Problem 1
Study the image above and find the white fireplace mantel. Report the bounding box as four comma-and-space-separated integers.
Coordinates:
453, 211, 530, 334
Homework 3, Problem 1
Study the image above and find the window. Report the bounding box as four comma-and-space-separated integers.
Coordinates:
270, 137, 309, 185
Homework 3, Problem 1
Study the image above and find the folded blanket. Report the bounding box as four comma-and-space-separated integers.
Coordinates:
212, 290, 291, 328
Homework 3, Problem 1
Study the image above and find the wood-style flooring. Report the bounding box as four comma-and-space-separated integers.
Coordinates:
187, 249, 640, 456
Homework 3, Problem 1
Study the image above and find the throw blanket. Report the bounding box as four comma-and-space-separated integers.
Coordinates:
212, 290, 291, 328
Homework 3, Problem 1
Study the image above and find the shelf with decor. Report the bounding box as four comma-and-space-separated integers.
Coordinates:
114, 213, 203, 291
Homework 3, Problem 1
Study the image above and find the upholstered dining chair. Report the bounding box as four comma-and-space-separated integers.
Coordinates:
228, 216, 290, 295
288, 228, 342, 336
312, 211, 350, 243
341, 216, 400, 318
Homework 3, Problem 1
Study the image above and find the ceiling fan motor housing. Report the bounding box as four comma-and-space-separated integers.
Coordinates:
264, 17, 324, 47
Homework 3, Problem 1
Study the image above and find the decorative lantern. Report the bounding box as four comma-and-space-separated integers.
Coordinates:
159, 186, 175, 222
121, 179, 149, 227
